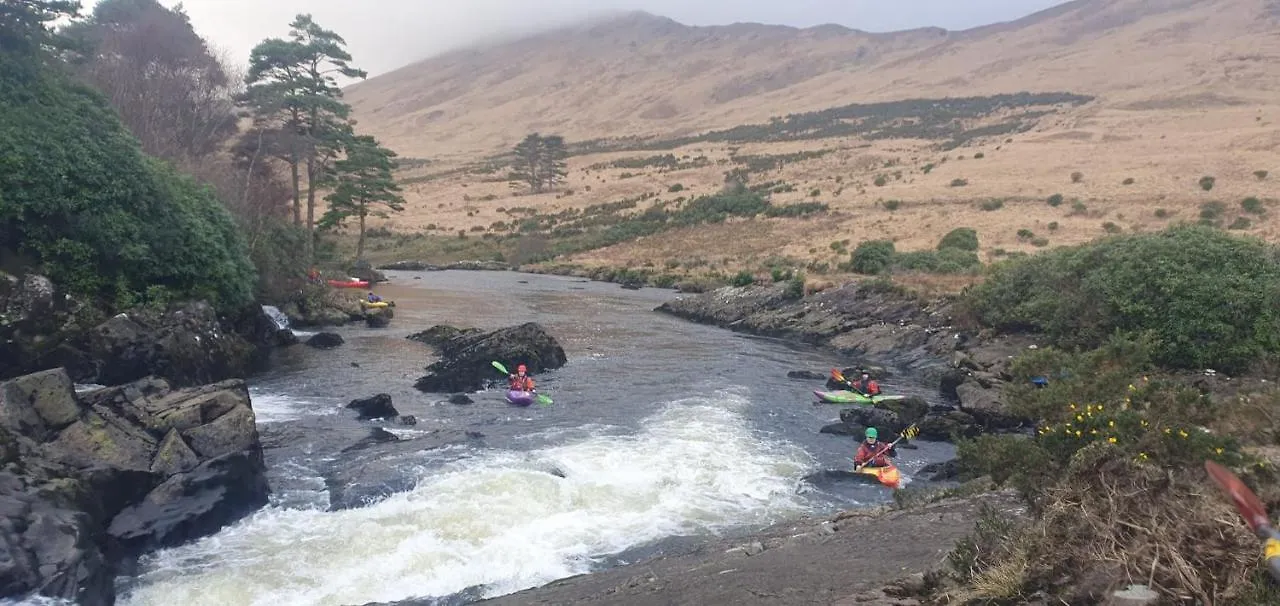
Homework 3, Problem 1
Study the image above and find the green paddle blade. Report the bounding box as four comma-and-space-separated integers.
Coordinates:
536, 394, 553, 406
491, 361, 509, 375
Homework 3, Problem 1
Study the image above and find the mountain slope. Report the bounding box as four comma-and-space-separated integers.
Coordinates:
344, 0, 1280, 159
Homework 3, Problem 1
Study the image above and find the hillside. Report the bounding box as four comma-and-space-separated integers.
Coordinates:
345, 0, 1280, 159
336, 0, 1280, 292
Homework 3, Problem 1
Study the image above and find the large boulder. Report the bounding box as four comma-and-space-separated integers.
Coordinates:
0, 369, 269, 604
413, 323, 567, 393
67, 302, 255, 389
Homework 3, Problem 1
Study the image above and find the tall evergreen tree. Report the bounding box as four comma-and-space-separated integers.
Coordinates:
538, 134, 568, 191
320, 135, 404, 261
509, 133, 543, 193
243, 14, 365, 261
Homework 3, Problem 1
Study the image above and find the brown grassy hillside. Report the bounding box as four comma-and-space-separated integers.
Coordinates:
335, 0, 1280, 291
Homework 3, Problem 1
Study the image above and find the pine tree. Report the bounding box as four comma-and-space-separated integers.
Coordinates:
508, 133, 543, 193
243, 14, 365, 261
320, 135, 404, 261
538, 134, 568, 191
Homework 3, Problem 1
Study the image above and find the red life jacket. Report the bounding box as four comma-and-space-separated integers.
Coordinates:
509, 376, 535, 391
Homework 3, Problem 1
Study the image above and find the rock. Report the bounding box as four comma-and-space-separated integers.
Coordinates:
0, 368, 81, 439
414, 323, 567, 393
918, 411, 980, 441
347, 261, 388, 284
917, 460, 960, 482
787, 370, 826, 380
396, 415, 417, 426
876, 397, 930, 424
377, 260, 432, 271
447, 394, 473, 405
407, 325, 483, 347
347, 394, 399, 420
819, 422, 858, 436
364, 307, 393, 328
955, 379, 1025, 429
306, 332, 344, 350
323, 429, 482, 510
341, 427, 400, 453
71, 302, 255, 388
938, 369, 966, 401
839, 407, 906, 435
107, 451, 268, 555
0, 370, 269, 603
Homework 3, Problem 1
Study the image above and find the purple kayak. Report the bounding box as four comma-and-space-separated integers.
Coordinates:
506, 390, 535, 406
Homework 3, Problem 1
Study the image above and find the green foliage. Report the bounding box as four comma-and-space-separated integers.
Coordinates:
893, 247, 981, 274
0, 49, 254, 312
873, 175, 887, 187
731, 149, 831, 173
667, 183, 684, 192
950, 178, 969, 187
942, 228, 977, 251
1228, 217, 1252, 230
762, 201, 828, 218
1199, 175, 1216, 191
1241, 197, 1264, 214
850, 240, 895, 275
1046, 193, 1064, 206
321, 134, 405, 260
979, 199, 1003, 211
784, 272, 805, 299
1101, 221, 1120, 234
967, 225, 1280, 372
1070, 171, 1083, 183
730, 270, 754, 287
882, 199, 902, 211
1255, 170, 1269, 181
508, 133, 568, 192
1122, 177, 1135, 185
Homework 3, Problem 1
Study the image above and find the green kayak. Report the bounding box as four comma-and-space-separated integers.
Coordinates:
812, 390, 907, 405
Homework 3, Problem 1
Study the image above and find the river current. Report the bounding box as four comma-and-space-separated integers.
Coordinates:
105, 270, 953, 606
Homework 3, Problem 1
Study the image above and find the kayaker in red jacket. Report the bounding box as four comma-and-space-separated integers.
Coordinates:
854, 427, 896, 468
851, 372, 880, 396
508, 364, 536, 392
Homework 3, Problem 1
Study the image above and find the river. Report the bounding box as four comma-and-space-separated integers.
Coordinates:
110, 270, 953, 606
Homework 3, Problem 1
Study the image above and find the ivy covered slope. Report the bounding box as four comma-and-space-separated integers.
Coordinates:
0, 43, 255, 313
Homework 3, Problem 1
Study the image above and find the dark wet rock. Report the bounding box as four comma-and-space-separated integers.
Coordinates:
347, 394, 398, 420
918, 459, 961, 482
448, 394, 473, 405
0, 369, 268, 604
619, 283, 642, 290
413, 322, 567, 393
341, 428, 400, 453
407, 325, 483, 347
306, 332, 345, 350
938, 368, 966, 401
396, 415, 417, 426
347, 261, 388, 284
819, 422, 858, 436
839, 407, 907, 435
323, 429, 483, 510
787, 370, 826, 380
918, 411, 982, 441
377, 260, 431, 271
379, 260, 511, 272
364, 307, 393, 328
875, 397, 930, 424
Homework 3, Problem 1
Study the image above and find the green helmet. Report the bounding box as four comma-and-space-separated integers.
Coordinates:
865, 427, 878, 439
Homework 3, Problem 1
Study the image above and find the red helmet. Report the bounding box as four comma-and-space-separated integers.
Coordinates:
517, 364, 527, 373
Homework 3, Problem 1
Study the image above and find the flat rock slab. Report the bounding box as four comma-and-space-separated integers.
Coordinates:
472, 490, 1026, 606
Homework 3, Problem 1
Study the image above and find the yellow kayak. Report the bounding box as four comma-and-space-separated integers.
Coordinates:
360, 300, 392, 308
855, 464, 903, 489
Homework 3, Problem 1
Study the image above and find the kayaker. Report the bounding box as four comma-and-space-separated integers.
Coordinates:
854, 427, 896, 468
367, 292, 382, 303
508, 364, 536, 392
850, 371, 881, 396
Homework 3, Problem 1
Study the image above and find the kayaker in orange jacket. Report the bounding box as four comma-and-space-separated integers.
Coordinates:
508, 364, 536, 392
850, 371, 880, 396
854, 427, 896, 468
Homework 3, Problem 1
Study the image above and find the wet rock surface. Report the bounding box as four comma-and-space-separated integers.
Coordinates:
413, 323, 567, 393
0, 368, 268, 604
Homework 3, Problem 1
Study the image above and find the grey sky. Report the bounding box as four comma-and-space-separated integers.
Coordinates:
159, 0, 1071, 77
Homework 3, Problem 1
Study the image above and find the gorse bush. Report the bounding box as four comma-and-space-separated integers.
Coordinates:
0, 50, 255, 312
938, 227, 979, 252
850, 240, 896, 275
967, 225, 1280, 373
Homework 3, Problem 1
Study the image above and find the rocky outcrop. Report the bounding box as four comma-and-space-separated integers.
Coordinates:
307, 332, 345, 350
323, 429, 484, 510
281, 287, 365, 328
0, 368, 268, 604
407, 325, 483, 347
346, 394, 398, 420
346, 260, 388, 284
412, 323, 567, 393
658, 283, 1037, 432
377, 260, 511, 272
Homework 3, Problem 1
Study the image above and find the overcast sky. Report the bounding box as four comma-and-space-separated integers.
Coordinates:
157, 0, 1070, 77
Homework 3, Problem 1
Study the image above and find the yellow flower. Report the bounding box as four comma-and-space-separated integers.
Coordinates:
1091, 429, 1099, 435
1128, 384, 1136, 391
1076, 415, 1084, 422
1142, 376, 1149, 382
1108, 437, 1118, 444
1164, 428, 1172, 434
1137, 452, 1149, 461
1179, 430, 1189, 439
1108, 421, 1116, 428
1097, 405, 1104, 411
1075, 430, 1083, 438
1069, 403, 1076, 410
1215, 448, 1224, 455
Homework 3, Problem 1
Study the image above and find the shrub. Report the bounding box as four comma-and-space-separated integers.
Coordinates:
1016, 229, 1034, 240
973, 152, 985, 159
770, 266, 793, 283
950, 178, 969, 187
809, 188, 821, 197
967, 225, 1280, 372
1070, 171, 1084, 183
1241, 197, 1264, 214
1070, 200, 1088, 215
1046, 193, 1064, 207
1154, 208, 1169, 218
980, 199, 1004, 211
1255, 170, 1269, 180
922, 163, 935, 174
1102, 222, 1121, 234
883, 199, 902, 211
731, 270, 755, 287
938, 227, 979, 252
1229, 217, 1252, 230
850, 240, 896, 275
1200, 201, 1227, 223
874, 175, 887, 187
1199, 176, 1216, 191
667, 183, 684, 192
784, 272, 806, 299
1030, 237, 1049, 247
1047, 221, 1059, 231
1122, 177, 1135, 185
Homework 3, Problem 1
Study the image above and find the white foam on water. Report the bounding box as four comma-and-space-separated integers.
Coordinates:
249, 388, 336, 424
117, 392, 814, 606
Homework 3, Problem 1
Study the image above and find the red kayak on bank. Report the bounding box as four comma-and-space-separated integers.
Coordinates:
327, 278, 370, 289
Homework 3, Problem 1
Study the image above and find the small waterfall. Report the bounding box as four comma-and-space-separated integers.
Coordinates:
261, 305, 290, 330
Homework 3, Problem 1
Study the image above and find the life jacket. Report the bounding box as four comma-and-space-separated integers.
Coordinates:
854, 378, 880, 395
856, 441, 891, 467
509, 376, 535, 391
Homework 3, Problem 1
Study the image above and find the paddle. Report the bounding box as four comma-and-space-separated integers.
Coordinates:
831, 368, 870, 396
491, 361, 553, 406
853, 424, 920, 472
1205, 460, 1280, 583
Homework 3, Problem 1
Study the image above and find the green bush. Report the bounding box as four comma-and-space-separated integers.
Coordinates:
883, 199, 902, 211
938, 227, 979, 251
784, 272, 805, 299
1200, 201, 1227, 223
1229, 217, 1252, 230
967, 225, 1280, 373
1102, 222, 1121, 234
1047, 193, 1064, 206
770, 266, 793, 283
850, 240, 896, 275
979, 199, 1003, 211
1199, 176, 1216, 191
873, 175, 887, 187
1256, 170, 1269, 181
1122, 177, 1135, 185
731, 270, 755, 287
667, 183, 684, 192
1242, 197, 1264, 214
0, 52, 254, 312
950, 178, 969, 187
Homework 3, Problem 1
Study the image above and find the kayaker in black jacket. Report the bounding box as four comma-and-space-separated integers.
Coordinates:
850, 372, 881, 396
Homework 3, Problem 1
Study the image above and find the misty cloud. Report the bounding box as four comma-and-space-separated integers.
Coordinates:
160, 0, 1069, 77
